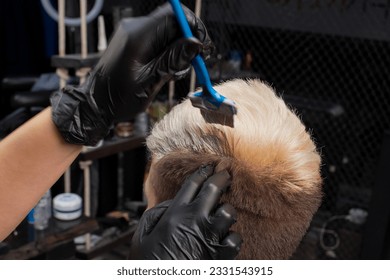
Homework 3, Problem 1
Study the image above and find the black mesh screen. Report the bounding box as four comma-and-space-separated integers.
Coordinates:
118, 0, 390, 259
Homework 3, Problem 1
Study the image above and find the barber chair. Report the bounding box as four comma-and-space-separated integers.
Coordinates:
0, 76, 53, 139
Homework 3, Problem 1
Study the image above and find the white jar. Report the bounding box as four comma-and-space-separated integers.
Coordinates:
53, 193, 82, 221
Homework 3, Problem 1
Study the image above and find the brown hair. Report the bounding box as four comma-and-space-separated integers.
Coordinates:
146, 79, 322, 259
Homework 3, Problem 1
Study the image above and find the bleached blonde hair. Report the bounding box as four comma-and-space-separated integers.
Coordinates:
146, 79, 322, 259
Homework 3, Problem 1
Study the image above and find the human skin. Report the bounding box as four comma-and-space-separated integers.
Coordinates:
0, 108, 82, 240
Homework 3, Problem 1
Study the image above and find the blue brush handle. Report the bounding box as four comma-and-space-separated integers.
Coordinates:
168, 0, 224, 102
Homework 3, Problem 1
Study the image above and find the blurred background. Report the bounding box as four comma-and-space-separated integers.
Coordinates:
1, 0, 389, 260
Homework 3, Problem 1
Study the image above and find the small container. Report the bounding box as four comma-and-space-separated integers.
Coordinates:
33, 190, 52, 230
115, 122, 134, 138
53, 193, 82, 221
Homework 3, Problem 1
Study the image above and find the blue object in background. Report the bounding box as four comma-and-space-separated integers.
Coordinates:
27, 208, 34, 224
40, 0, 58, 59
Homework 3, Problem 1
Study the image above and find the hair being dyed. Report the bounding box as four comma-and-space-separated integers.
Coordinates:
146, 79, 322, 259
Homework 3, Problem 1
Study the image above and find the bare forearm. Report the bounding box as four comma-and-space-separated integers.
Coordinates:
0, 107, 82, 240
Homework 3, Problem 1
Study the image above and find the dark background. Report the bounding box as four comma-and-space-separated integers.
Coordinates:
1, 0, 389, 259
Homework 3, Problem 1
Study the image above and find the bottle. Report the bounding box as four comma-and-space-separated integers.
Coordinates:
33, 190, 52, 230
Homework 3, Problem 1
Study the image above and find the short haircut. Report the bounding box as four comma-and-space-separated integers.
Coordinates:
146, 79, 322, 259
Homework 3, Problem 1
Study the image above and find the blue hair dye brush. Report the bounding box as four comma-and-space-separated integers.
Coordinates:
168, 0, 237, 116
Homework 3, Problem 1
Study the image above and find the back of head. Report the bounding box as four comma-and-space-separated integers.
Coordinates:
146, 79, 322, 259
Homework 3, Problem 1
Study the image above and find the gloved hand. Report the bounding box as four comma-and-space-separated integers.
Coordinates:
128, 165, 242, 260
50, 3, 214, 145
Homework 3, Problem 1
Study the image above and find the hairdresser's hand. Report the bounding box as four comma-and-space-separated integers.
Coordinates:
128, 165, 242, 260
51, 3, 214, 145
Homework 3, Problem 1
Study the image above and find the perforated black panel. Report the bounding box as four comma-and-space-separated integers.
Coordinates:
132, 0, 390, 259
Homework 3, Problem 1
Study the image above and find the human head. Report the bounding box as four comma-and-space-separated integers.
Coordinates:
145, 79, 322, 259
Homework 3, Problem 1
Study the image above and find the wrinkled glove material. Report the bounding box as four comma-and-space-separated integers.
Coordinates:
128, 166, 242, 260
51, 3, 214, 146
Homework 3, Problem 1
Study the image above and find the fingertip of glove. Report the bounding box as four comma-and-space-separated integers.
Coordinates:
199, 164, 214, 178
224, 232, 243, 250
182, 37, 203, 59
212, 170, 232, 189
218, 203, 238, 223
218, 231, 243, 259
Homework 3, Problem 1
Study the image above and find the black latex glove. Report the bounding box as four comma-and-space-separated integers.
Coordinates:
50, 3, 214, 145
128, 165, 242, 260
